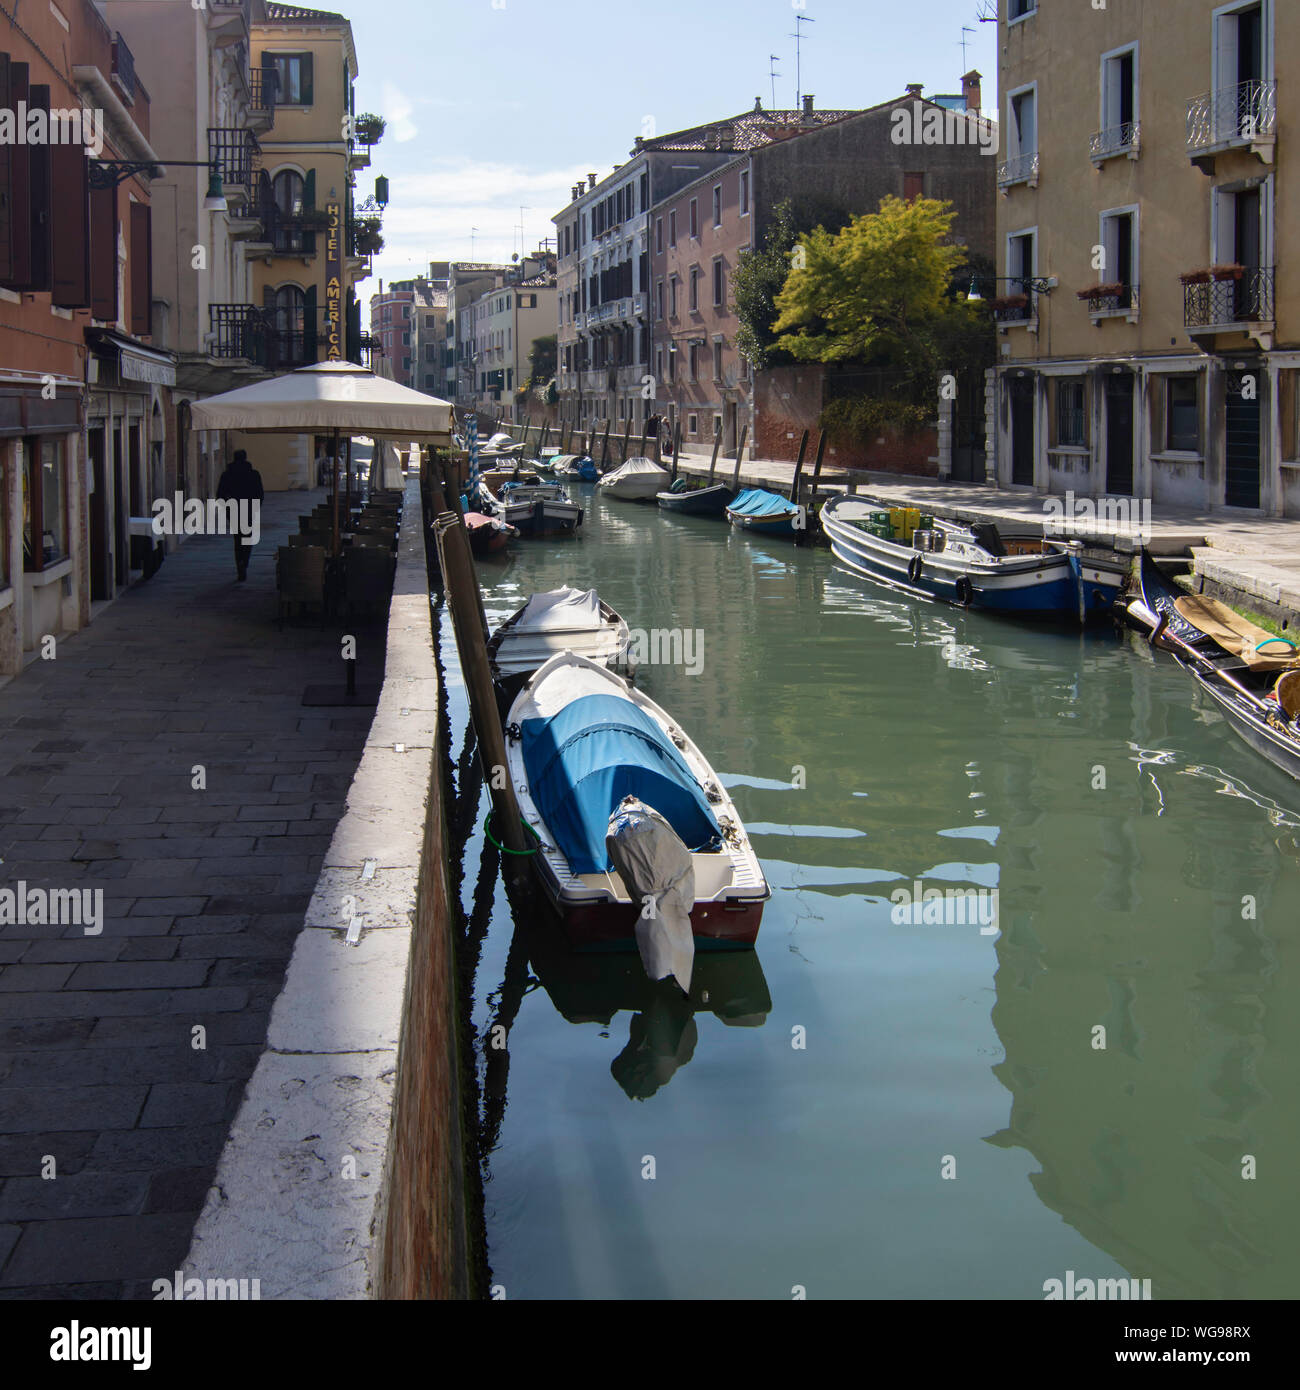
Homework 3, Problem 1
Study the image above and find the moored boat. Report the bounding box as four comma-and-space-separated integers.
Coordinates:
821, 494, 1125, 621
463, 510, 517, 556
1128, 550, 1300, 782
725, 488, 804, 537
504, 652, 770, 952
598, 456, 670, 501
553, 454, 600, 482
482, 479, 582, 537
657, 480, 736, 516
488, 586, 630, 696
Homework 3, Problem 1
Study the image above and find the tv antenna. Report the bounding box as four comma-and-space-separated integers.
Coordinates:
975, 1, 996, 21
517, 206, 530, 260
768, 54, 782, 110
470, 226, 479, 260
959, 25, 976, 68
788, 13, 814, 107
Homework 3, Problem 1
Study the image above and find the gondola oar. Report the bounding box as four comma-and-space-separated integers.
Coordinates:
1129, 596, 1274, 716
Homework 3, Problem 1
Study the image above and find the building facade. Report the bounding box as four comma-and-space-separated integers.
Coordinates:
1, 0, 165, 674
992, 0, 1298, 517
464, 256, 556, 423
447, 261, 508, 410
370, 279, 416, 386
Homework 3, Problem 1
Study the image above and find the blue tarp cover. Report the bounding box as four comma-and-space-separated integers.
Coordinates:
521, 693, 722, 875
729, 488, 798, 518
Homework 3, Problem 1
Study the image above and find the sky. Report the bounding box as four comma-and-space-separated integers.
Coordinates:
346, 0, 999, 291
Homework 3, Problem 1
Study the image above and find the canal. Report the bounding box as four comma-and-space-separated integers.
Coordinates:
435, 477, 1300, 1301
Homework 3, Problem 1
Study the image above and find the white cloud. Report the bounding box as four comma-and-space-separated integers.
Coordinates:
381, 81, 419, 142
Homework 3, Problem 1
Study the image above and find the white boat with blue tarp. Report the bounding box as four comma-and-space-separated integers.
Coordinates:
725, 488, 803, 537
504, 652, 769, 951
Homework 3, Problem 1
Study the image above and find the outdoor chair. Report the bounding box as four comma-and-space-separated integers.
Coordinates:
276, 544, 328, 625
341, 545, 396, 623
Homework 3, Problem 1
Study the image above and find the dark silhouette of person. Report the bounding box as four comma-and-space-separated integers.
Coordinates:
216, 449, 265, 582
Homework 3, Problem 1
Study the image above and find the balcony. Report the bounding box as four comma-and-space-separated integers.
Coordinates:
1081, 283, 1140, 324
1187, 79, 1276, 172
208, 128, 261, 199
111, 32, 136, 105
208, 305, 268, 362
248, 67, 278, 121
1183, 267, 1274, 343
997, 150, 1039, 191
1089, 122, 1141, 166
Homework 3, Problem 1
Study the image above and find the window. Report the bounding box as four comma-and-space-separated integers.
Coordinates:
669, 277, 677, 316
712, 185, 722, 226
1009, 0, 1036, 19
668, 345, 676, 381
268, 52, 314, 106
1055, 380, 1087, 447
1100, 46, 1138, 152
655, 218, 663, 254
713, 339, 723, 381
740, 169, 750, 215
21, 437, 67, 572
656, 279, 664, 319
689, 198, 698, 238
1007, 229, 1036, 290
1099, 208, 1138, 304
688, 413, 699, 434
712, 258, 724, 306
1166, 377, 1200, 452
903, 171, 925, 202
669, 210, 676, 247
1003, 85, 1038, 184
689, 267, 699, 311
689, 344, 698, 382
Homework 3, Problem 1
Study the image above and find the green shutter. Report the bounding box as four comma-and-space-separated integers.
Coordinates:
300, 52, 314, 107
303, 167, 316, 211
304, 283, 318, 361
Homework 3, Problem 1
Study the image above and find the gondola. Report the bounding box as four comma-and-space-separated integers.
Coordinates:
1128, 550, 1300, 782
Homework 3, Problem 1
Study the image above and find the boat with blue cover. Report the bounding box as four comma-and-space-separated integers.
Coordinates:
725, 488, 804, 537
656, 478, 735, 516
552, 454, 600, 482
821, 494, 1125, 622
504, 652, 770, 948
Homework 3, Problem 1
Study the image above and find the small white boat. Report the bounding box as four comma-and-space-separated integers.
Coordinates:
598, 456, 670, 501
481, 479, 583, 537
504, 652, 770, 952
488, 586, 630, 687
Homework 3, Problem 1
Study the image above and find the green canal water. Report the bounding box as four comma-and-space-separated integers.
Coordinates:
436, 479, 1300, 1301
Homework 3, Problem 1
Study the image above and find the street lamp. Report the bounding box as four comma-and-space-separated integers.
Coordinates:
90, 158, 227, 213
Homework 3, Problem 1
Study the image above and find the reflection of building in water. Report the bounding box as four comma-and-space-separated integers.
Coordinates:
987, 650, 1300, 1299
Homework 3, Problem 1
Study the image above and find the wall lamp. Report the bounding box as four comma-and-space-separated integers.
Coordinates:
90, 159, 227, 213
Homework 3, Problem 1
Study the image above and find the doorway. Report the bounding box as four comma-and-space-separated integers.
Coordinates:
1105, 374, 1135, 495
88, 426, 110, 601
1009, 376, 1035, 485
1225, 369, 1262, 508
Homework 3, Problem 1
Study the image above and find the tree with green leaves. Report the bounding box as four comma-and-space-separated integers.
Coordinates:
528, 333, 557, 388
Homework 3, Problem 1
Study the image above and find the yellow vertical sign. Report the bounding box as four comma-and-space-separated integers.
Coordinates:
326, 202, 343, 360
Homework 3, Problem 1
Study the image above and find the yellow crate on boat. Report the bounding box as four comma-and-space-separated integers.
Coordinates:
889, 507, 907, 538
904, 507, 922, 536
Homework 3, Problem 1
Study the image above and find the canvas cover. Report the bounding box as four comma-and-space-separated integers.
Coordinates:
607, 456, 669, 482
517, 586, 602, 632
520, 693, 722, 876
729, 488, 798, 518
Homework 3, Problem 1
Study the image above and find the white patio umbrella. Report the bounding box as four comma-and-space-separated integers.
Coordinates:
189, 360, 454, 552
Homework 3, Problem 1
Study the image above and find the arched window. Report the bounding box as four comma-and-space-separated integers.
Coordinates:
271, 170, 307, 253
273, 285, 306, 363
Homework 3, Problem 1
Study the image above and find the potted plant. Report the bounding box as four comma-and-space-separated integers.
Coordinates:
353, 220, 384, 256
1077, 282, 1125, 301
296, 207, 333, 231
1211, 263, 1246, 281
1180, 269, 1212, 286
353, 113, 386, 147
989, 292, 1030, 316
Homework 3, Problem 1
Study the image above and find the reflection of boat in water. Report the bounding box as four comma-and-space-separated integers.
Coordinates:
521, 916, 771, 1100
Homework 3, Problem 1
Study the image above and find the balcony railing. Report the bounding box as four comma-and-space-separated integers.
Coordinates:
1090, 121, 1140, 163
1187, 79, 1277, 155
111, 32, 136, 104
1083, 284, 1139, 318
248, 66, 279, 115
208, 128, 261, 196
996, 150, 1039, 188
1184, 267, 1274, 329
209, 304, 268, 361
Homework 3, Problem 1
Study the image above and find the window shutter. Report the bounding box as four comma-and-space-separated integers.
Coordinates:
301, 52, 314, 107
303, 167, 316, 211
51, 138, 91, 307
0, 55, 12, 283
3, 61, 32, 288
27, 83, 53, 293
90, 183, 117, 321
129, 202, 151, 335
304, 283, 318, 360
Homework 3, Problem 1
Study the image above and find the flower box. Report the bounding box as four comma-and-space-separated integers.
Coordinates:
1211, 263, 1246, 282
1180, 269, 1212, 286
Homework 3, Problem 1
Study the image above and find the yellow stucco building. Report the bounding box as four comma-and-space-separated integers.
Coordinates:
992, 0, 1298, 517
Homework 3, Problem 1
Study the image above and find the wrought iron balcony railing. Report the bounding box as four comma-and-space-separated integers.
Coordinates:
1187, 79, 1277, 154
1184, 267, 1274, 329
996, 150, 1039, 188
1090, 121, 1140, 163
111, 32, 136, 104
209, 304, 268, 361
249, 66, 279, 114
208, 128, 261, 196
1084, 283, 1139, 317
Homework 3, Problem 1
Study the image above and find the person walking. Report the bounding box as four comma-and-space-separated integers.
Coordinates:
216, 449, 265, 582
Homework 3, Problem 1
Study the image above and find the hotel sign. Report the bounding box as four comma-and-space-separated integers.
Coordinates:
325, 202, 343, 360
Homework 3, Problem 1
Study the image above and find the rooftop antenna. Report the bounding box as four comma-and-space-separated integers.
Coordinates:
975, 1, 996, 21
959, 25, 975, 68
470, 226, 479, 260
518, 206, 530, 261
768, 54, 781, 111
788, 13, 814, 108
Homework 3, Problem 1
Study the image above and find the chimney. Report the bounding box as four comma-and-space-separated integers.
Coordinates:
906, 83, 923, 100
802, 93, 815, 121
588, 172, 597, 186
963, 69, 982, 114
754, 96, 763, 112
634, 135, 644, 148
571, 184, 580, 201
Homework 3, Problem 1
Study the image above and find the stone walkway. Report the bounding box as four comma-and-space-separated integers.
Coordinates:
0, 490, 384, 1298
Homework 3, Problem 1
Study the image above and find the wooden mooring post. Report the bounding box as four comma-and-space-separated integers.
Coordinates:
707, 416, 722, 484
788, 429, 809, 503
731, 424, 749, 492
600, 419, 612, 471
671, 420, 681, 482
619, 416, 632, 465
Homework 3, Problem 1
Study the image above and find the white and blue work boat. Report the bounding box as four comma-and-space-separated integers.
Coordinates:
820, 494, 1125, 623
482, 478, 583, 537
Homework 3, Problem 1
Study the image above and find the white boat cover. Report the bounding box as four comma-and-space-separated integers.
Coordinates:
605, 796, 695, 992
517, 586, 602, 632
486, 432, 517, 450
606, 456, 669, 482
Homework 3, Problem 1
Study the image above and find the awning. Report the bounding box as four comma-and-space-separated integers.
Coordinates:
86, 329, 177, 388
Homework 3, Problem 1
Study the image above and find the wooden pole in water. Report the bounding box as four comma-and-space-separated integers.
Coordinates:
600, 418, 611, 471
788, 429, 809, 503
540, 421, 550, 452
671, 419, 681, 481
639, 416, 649, 460
808, 430, 828, 504
432, 514, 530, 852
620, 415, 632, 465
731, 424, 749, 492
707, 416, 722, 484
